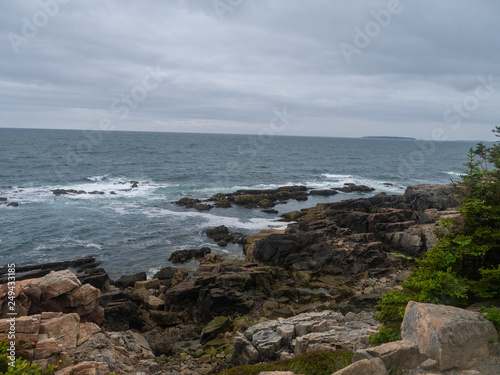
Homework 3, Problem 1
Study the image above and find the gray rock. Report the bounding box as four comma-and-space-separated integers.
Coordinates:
353, 339, 426, 370
333, 357, 387, 375
402, 301, 498, 371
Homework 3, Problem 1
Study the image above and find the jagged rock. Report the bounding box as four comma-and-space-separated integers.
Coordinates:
205, 225, 245, 246
353, 339, 426, 370
0, 257, 100, 284
333, 183, 375, 193
52, 189, 87, 195
404, 184, 457, 211
210, 193, 232, 208
333, 357, 387, 375
227, 186, 308, 208
200, 316, 232, 344
135, 279, 161, 289
55, 361, 110, 375
401, 301, 498, 371
0, 313, 158, 373
232, 311, 378, 366
0, 270, 103, 323
176, 197, 201, 206
169, 247, 211, 263
113, 272, 147, 289
78, 269, 110, 291
194, 203, 214, 211
309, 189, 339, 196
6, 202, 18, 206
153, 266, 190, 289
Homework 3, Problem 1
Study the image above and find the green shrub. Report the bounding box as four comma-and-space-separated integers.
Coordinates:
218, 350, 353, 375
374, 127, 500, 342
368, 324, 401, 346
0, 339, 58, 375
480, 306, 500, 332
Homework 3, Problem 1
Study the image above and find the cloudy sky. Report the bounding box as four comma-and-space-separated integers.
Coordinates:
1, 0, 499, 140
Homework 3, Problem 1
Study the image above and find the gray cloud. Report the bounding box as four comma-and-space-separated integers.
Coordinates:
1, 0, 499, 140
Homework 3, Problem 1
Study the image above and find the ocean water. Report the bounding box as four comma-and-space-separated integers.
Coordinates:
0, 128, 478, 278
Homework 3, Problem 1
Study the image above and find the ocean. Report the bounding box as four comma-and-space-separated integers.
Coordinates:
0, 128, 478, 278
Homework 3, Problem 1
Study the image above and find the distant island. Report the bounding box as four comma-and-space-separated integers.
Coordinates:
362, 136, 416, 140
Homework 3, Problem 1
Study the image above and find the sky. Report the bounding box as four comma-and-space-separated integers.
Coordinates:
1, 0, 500, 140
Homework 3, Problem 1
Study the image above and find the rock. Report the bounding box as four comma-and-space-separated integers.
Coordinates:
281, 211, 302, 221
252, 330, 284, 361
401, 301, 498, 371
146, 295, 165, 310
0, 313, 159, 374
176, 197, 201, 206
333, 183, 376, 193
52, 189, 87, 195
38, 269, 81, 299
0, 257, 100, 284
7, 202, 19, 206
201, 316, 232, 344
404, 184, 457, 211
210, 193, 232, 208
55, 361, 110, 375
420, 358, 439, 371
102, 301, 154, 332
113, 272, 147, 289
233, 332, 261, 365
232, 311, 379, 365
194, 203, 214, 211
262, 209, 279, 214
149, 310, 184, 327
169, 247, 212, 263
353, 340, 426, 370
134, 279, 161, 289
0, 270, 102, 323
309, 189, 339, 196
78, 269, 110, 291
332, 357, 387, 375
153, 266, 190, 289
205, 225, 245, 245
0, 197, 7, 201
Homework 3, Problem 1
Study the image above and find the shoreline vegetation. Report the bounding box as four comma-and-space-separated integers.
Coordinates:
1, 130, 499, 374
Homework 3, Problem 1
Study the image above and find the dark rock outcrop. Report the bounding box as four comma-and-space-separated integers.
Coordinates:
205, 225, 245, 246
333, 183, 376, 193
169, 247, 212, 263
0, 256, 100, 284
113, 272, 147, 289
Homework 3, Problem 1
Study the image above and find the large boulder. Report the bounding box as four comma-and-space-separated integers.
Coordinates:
401, 301, 498, 371
0, 270, 103, 324
404, 184, 457, 211
0, 312, 159, 373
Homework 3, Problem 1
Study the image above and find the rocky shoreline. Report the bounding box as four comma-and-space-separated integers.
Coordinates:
1, 184, 498, 374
